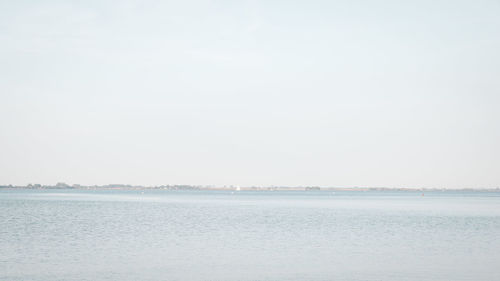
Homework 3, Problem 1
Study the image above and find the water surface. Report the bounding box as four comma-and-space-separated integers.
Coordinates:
1, 189, 499, 281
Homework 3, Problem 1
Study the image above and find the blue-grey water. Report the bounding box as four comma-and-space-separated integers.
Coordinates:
1, 189, 499, 281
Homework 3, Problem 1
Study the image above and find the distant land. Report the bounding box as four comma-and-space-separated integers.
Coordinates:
0, 183, 499, 192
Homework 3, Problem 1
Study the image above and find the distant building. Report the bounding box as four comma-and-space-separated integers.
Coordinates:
55, 182, 70, 188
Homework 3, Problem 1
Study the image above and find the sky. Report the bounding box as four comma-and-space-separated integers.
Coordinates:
1, 0, 499, 188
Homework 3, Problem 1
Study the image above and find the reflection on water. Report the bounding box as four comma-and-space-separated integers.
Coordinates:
1, 190, 499, 281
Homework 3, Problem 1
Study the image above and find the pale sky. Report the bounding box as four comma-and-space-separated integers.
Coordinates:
1, 0, 499, 188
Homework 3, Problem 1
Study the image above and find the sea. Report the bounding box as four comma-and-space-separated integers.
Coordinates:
1, 189, 499, 281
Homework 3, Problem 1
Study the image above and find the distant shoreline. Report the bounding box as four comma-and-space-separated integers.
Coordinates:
1, 184, 499, 192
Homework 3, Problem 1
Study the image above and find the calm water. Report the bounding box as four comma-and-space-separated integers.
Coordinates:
1, 189, 499, 281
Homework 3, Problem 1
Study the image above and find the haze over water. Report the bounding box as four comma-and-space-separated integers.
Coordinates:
2, 1, 500, 280
1, 189, 499, 281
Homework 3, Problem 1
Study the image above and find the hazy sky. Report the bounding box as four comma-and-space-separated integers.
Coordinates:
1, 0, 499, 188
